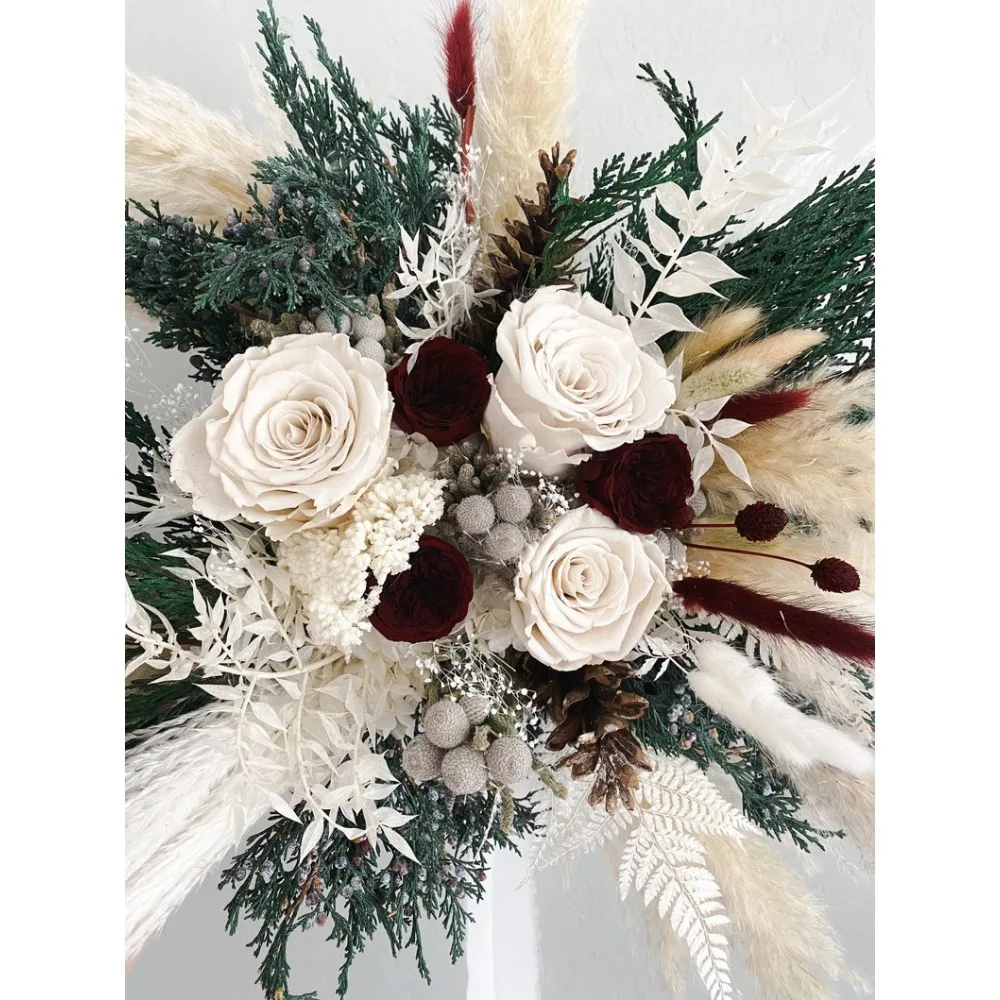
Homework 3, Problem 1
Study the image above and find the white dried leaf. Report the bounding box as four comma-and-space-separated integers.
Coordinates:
691, 445, 716, 482
300, 816, 325, 857
663, 271, 724, 299
656, 182, 693, 221
646, 209, 682, 256
713, 441, 752, 485
675, 252, 744, 285
612, 241, 645, 307
648, 302, 701, 333
691, 397, 732, 421
708, 418, 751, 439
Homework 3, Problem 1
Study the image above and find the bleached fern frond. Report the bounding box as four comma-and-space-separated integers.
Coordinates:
531, 771, 632, 872
641, 755, 756, 839
619, 823, 734, 1000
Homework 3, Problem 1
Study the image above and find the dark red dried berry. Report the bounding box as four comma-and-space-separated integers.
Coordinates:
811, 557, 861, 593
734, 502, 789, 542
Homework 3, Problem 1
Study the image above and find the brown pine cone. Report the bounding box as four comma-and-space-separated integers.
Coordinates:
517, 657, 653, 813
465, 145, 585, 359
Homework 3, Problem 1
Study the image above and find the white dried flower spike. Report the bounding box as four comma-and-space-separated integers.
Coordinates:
485, 736, 532, 785
422, 699, 471, 749
440, 745, 487, 795
401, 735, 444, 784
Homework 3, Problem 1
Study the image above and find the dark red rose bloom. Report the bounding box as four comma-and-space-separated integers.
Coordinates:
387, 338, 491, 446
370, 536, 474, 642
575, 433, 695, 534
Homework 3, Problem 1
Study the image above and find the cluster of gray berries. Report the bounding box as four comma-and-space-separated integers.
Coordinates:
401, 696, 533, 796
438, 440, 556, 566
248, 293, 405, 369
309, 294, 405, 368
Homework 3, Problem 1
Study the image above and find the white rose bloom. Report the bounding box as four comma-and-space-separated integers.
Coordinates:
170, 333, 392, 540
510, 506, 668, 671
482, 286, 675, 476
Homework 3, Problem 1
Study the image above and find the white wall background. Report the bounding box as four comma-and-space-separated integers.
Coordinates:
124, 1, 874, 997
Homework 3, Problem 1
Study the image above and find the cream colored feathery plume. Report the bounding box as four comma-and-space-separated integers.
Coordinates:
789, 763, 876, 865
126, 709, 270, 962
676, 328, 827, 407
664, 305, 764, 376
126, 70, 290, 227
700, 368, 875, 530
472, 0, 588, 237
689, 642, 874, 776
702, 833, 865, 1000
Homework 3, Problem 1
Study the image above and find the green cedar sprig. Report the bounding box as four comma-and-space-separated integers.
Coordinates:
221, 742, 539, 1000
126, 5, 459, 383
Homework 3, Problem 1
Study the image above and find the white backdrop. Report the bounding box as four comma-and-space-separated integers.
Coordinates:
124, 1, 874, 997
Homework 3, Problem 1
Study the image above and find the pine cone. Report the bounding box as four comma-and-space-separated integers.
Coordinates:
466, 146, 585, 359
486, 144, 585, 294
517, 658, 652, 813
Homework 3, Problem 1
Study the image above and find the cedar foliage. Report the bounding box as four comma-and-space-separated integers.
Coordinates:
125, 0, 459, 383
573, 64, 874, 379
222, 742, 539, 1000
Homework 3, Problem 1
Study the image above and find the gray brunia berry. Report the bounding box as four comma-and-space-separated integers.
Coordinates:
492, 484, 533, 524
484, 522, 524, 563
485, 736, 533, 785
440, 745, 487, 796
422, 699, 471, 749
459, 694, 491, 725
401, 735, 444, 784
455, 495, 496, 536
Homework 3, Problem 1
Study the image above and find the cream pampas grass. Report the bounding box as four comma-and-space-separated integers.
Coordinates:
700, 369, 875, 529
125, 709, 270, 962
665, 306, 764, 376
690, 642, 873, 776
758, 637, 874, 739
677, 329, 827, 408
789, 763, 876, 864
702, 833, 864, 1000
126, 70, 289, 227
472, 0, 587, 238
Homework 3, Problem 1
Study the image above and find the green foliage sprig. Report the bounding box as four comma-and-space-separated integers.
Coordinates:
125, 2, 459, 384
222, 743, 539, 1000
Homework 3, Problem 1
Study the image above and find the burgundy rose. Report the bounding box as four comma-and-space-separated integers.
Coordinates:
370, 536, 474, 642
575, 433, 694, 534
387, 338, 491, 446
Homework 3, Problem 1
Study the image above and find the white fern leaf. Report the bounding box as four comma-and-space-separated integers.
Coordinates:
532, 776, 633, 873
664, 865, 732, 1000
619, 823, 735, 1000
642, 755, 756, 838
